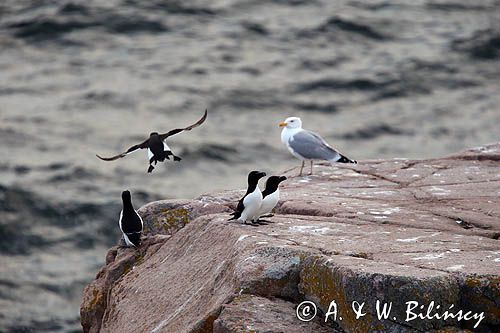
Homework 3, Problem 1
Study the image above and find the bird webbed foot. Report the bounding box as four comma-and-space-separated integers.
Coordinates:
245, 221, 260, 227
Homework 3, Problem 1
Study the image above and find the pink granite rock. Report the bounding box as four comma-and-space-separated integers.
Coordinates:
213, 295, 336, 333
81, 144, 500, 333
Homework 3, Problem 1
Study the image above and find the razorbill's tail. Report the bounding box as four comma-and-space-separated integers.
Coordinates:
228, 211, 241, 221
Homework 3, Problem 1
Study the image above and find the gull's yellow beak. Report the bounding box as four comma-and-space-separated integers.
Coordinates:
279, 122, 287, 128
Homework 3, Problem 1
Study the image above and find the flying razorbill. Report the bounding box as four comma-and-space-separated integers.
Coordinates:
229, 170, 266, 225
257, 175, 287, 221
119, 190, 143, 247
279, 116, 356, 176
97, 110, 207, 173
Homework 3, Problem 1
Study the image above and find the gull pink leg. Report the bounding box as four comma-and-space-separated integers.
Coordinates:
299, 160, 305, 176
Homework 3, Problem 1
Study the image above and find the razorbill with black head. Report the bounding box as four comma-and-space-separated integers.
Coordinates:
258, 175, 287, 220
97, 110, 207, 173
119, 190, 143, 247
279, 116, 356, 176
229, 170, 266, 225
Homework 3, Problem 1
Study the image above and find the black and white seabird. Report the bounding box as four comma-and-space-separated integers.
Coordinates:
119, 190, 143, 247
229, 170, 266, 224
279, 116, 357, 176
257, 175, 287, 220
97, 110, 207, 173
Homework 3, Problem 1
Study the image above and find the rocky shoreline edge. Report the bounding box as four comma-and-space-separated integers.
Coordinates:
81, 143, 500, 333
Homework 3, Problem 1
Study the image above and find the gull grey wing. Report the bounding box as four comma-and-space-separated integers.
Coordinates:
96, 139, 149, 161
159, 109, 208, 140
288, 130, 340, 161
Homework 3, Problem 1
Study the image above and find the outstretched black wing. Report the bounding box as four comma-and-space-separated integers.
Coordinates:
96, 110, 207, 161
158, 109, 208, 140
96, 139, 149, 161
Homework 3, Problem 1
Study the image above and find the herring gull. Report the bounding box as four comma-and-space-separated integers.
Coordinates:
279, 116, 356, 176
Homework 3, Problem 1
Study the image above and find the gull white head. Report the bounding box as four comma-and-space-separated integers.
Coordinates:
279, 117, 302, 129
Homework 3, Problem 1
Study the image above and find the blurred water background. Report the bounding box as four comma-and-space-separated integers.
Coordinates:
1, 0, 499, 331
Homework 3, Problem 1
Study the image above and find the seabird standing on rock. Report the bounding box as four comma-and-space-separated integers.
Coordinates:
257, 175, 287, 220
279, 116, 356, 176
97, 110, 207, 173
229, 171, 267, 225
119, 190, 143, 247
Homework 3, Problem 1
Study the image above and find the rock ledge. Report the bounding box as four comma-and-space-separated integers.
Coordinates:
81, 144, 500, 333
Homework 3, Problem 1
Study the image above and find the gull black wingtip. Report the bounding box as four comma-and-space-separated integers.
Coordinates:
337, 154, 357, 164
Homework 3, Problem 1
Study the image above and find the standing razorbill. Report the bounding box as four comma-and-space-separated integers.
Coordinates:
119, 190, 143, 247
257, 175, 287, 220
279, 116, 356, 176
96, 110, 207, 173
229, 171, 266, 224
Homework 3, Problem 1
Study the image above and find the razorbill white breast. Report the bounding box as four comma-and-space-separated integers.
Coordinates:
97, 110, 207, 173
229, 170, 266, 225
119, 190, 143, 247
279, 116, 356, 176
258, 175, 287, 220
